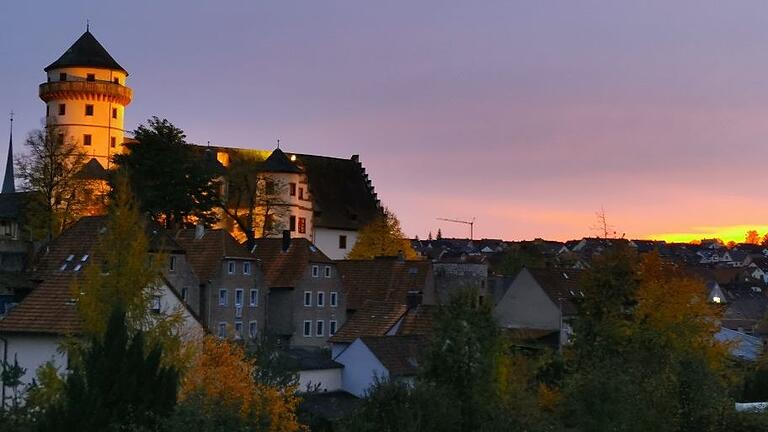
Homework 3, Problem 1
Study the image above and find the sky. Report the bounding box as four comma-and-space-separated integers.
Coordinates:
2, 1, 768, 242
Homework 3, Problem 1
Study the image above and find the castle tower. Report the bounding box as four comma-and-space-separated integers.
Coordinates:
39, 30, 132, 169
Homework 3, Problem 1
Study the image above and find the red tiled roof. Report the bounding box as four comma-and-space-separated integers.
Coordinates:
174, 229, 255, 281
329, 301, 407, 343
35, 216, 107, 276
252, 237, 332, 288
359, 335, 426, 377
0, 273, 81, 335
526, 268, 583, 315
396, 304, 436, 336
336, 258, 431, 311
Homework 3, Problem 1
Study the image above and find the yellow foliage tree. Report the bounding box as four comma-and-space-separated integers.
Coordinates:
180, 336, 303, 432
746, 230, 761, 245
347, 207, 418, 260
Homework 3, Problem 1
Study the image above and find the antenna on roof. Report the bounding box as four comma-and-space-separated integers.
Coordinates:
207, 140, 210, 148
86, 19, 90, 32
277, 138, 280, 149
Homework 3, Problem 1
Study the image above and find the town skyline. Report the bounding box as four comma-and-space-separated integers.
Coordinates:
3, 1, 768, 242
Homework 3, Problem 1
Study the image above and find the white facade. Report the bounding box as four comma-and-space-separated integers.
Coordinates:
2, 334, 67, 387
335, 338, 388, 397
297, 367, 343, 393
313, 227, 358, 260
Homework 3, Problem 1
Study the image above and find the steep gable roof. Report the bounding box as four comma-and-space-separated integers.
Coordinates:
35, 216, 106, 276
251, 237, 332, 288
337, 258, 431, 311
0, 273, 80, 335
526, 268, 583, 315
45, 31, 127, 73
173, 229, 255, 282
329, 300, 407, 344
261, 148, 302, 173
359, 335, 426, 377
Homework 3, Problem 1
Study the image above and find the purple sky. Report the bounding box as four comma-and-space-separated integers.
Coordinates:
3, 1, 768, 241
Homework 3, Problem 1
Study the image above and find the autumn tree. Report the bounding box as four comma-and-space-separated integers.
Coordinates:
347, 208, 418, 260
15, 125, 89, 240
174, 335, 303, 432
38, 306, 178, 431
746, 230, 761, 245
761, 233, 768, 247
113, 117, 221, 229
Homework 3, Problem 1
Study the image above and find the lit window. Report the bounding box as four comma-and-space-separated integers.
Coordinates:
304, 291, 312, 307
218, 322, 227, 338
235, 289, 243, 306
315, 320, 324, 337
330, 320, 337, 335
250, 289, 259, 307
713, 296, 721, 304
83, 134, 92, 146
312, 265, 319, 278
303, 320, 312, 337
169, 256, 176, 271
228, 261, 235, 274
85, 104, 94, 116
298, 217, 306, 234
234, 321, 243, 339
317, 291, 325, 307
330, 291, 338, 307
249, 321, 258, 338
219, 289, 228, 306
339, 235, 347, 249
325, 266, 331, 278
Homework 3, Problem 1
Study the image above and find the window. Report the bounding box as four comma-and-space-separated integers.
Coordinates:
312, 265, 319, 278
150, 296, 161, 313
228, 261, 235, 274
113, 77, 120, 84
57, 133, 64, 144
289, 183, 296, 196
169, 256, 176, 271
315, 320, 324, 337
289, 216, 296, 232
298, 217, 306, 234
235, 289, 244, 306
303, 320, 312, 337
85, 104, 94, 116
86, 73, 95, 81
234, 321, 243, 339
110, 137, 116, 148
83, 134, 92, 146
317, 291, 325, 307
339, 235, 347, 249
299, 188, 304, 200
219, 289, 228, 306
59, 72, 67, 81
304, 291, 312, 307
330, 320, 337, 335
249, 321, 258, 338
324, 266, 331, 278
46, 105, 50, 117
243, 262, 251, 275
112, 108, 117, 119
250, 289, 259, 307
330, 291, 338, 307
181, 287, 188, 302
58, 104, 66, 115
218, 322, 227, 338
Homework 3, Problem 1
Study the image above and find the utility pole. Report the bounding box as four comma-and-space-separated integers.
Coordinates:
436, 217, 476, 240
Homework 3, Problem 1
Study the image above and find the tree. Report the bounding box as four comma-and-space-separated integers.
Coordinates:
220, 152, 290, 245
113, 117, 221, 229
745, 230, 761, 245
590, 206, 616, 239
727, 240, 737, 249
15, 125, 89, 240
38, 305, 179, 431
436, 228, 442, 240
761, 233, 768, 247
347, 208, 418, 260
178, 336, 302, 432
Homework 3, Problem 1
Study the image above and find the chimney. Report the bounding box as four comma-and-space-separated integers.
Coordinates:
194, 223, 205, 240
282, 230, 291, 252
406, 290, 422, 309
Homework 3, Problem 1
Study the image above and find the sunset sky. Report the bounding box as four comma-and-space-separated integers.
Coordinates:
2, 1, 768, 242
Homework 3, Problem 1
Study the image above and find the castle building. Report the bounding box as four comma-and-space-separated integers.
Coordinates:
39, 29, 132, 169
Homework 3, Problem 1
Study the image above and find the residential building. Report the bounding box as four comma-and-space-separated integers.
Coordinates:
252, 235, 345, 347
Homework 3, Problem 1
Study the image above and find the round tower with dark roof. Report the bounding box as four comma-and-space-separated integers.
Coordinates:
39, 30, 132, 169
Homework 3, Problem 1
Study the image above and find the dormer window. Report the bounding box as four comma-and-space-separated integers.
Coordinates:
86, 73, 95, 81
81, 254, 89, 262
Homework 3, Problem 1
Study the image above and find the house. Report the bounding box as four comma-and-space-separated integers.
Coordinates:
174, 226, 265, 340
715, 327, 763, 362
252, 235, 345, 347
432, 256, 488, 304
0, 217, 202, 390
493, 268, 582, 348
281, 346, 344, 393
720, 285, 768, 336
334, 335, 425, 397
337, 257, 435, 314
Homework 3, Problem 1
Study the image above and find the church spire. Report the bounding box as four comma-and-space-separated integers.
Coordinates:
2, 112, 14, 194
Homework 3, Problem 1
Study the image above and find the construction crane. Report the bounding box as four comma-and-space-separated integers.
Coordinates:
436, 217, 476, 240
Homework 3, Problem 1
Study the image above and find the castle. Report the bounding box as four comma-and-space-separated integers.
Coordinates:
8, 29, 381, 259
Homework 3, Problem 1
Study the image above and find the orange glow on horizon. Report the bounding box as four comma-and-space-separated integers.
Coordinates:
646, 224, 768, 244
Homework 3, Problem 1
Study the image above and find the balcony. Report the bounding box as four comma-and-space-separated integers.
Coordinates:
39, 80, 132, 105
